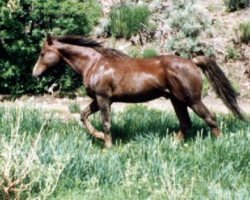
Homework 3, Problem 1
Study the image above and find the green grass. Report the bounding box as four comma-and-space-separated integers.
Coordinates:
68, 102, 81, 113
109, 4, 151, 38
142, 48, 158, 58
225, 44, 241, 60
239, 21, 250, 43
0, 105, 249, 199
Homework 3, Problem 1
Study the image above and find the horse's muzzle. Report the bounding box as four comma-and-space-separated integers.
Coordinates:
32, 62, 43, 77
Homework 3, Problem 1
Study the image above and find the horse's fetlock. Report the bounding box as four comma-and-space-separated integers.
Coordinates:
103, 121, 111, 132
80, 113, 87, 121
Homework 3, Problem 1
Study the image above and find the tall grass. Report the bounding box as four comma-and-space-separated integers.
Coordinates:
108, 4, 151, 38
0, 106, 249, 199
239, 21, 250, 43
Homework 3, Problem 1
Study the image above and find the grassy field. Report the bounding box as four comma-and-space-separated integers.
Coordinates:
0, 105, 249, 200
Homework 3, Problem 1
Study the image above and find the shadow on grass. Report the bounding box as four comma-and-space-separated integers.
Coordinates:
1, 105, 247, 148
90, 105, 234, 146
90, 105, 249, 146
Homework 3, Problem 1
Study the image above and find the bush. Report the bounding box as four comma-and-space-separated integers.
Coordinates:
142, 48, 158, 58
68, 102, 81, 114
127, 47, 158, 58
108, 4, 151, 38
0, 0, 101, 95
239, 21, 250, 43
224, 0, 250, 12
128, 46, 142, 58
225, 44, 241, 60
0, 108, 71, 199
166, 0, 211, 58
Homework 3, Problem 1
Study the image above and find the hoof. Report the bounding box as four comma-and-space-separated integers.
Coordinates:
105, 141, 113, 148
104, 134, 113, 148
174, 131, 185, 142
212, 128, 222, 138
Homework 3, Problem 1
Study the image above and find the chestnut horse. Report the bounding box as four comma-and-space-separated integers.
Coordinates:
33, 35, 245, 147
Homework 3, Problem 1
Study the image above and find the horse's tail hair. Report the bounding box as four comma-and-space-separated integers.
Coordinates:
193, 56, 246, 121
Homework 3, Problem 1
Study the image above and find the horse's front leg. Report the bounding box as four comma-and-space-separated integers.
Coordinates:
81, 100, 105, 141
96, 95, 112, 148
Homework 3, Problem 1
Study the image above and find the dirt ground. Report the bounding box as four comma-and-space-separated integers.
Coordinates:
1, 95, 249, 118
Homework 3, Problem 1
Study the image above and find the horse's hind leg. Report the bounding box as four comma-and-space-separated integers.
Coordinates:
190, 101, 221, 137
81, 100, 105, 141
170, 97, 192, 140
96, 95, 112, 148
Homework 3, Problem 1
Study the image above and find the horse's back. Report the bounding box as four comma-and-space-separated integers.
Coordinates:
87, 55, 203, 104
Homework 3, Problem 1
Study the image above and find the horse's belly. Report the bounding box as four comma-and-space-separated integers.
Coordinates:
111, 89, 167, 103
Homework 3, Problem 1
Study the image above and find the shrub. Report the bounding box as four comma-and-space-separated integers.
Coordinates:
225, 44, 241, 60
0, 109, 71, 199
128, 46, 142, 58
142, 48, 158, 58
167, 32, 202, 58
224, 0, 250, 12
239, 21, 250, 43
108, 4, 151, 38
68, 102, 81, 114
166, 0, 211, 58
0, 0, 101, 95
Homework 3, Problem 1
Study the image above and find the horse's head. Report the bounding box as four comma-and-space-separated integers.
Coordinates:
32, 34, 61, 77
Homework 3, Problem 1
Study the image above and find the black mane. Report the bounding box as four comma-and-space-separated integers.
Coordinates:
53, 36, 130, 59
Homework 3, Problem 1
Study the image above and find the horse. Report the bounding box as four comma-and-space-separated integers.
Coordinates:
32, 35, 245, 148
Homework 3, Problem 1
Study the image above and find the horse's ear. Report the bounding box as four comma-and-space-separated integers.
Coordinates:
47, 33, 53, 45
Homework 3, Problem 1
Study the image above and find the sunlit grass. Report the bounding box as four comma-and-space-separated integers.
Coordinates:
0, 106, 249, 199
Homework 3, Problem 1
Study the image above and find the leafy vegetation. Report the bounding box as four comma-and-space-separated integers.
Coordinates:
0, 106, 249, 199
142, 48, 158, 58
68, 102, 81, 114
127, 46, 158, 58
166, 0, 212, 58
0, 0, 101, 95
108, 4, 151, 38
224, 0, 250, 12
225, 44, 241, 60
239, 21, 250, 43
128, 46, 142, 58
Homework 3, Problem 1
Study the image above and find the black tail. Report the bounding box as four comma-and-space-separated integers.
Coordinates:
193, 56, 246, 121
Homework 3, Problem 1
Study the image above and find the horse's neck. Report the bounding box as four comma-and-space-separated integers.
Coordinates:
57, 43, 101, 76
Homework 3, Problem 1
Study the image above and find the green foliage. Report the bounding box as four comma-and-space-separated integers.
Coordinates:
1, 106, 250, 199
0, 0, 101, 95
128, 46, 142, 58
225, 44, 241, 60
108, 4, 151, 38
224, 0, 250, 11
68, 102, 81, 114
0, 108, 71, 199
127, 47, 158, 58
202, 77, 211, 96
167, 32, 202, 58
142, 48, 158, 58
239, 21, 250, 43
166, 0, 211, 58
